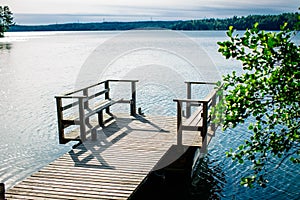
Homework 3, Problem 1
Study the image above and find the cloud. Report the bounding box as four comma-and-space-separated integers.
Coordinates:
4, 0, 299, 24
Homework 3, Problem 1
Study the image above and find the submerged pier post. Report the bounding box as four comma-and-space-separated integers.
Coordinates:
0, 183, 5, 200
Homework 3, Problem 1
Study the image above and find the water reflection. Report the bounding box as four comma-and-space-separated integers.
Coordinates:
0, 43, 12, 50
191, 155, 226, 199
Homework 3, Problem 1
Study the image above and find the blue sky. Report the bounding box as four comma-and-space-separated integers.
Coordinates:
2, 0, 299, 25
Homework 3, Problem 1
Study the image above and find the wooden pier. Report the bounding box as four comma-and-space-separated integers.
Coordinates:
4, 80, 222, 199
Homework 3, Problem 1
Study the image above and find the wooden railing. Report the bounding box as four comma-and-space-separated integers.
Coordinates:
173, 82, 222, 146
185, 81, 217, 118
55, 79, 138, 144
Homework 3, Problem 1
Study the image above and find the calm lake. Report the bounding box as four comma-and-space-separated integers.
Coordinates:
0, 30, 299, 199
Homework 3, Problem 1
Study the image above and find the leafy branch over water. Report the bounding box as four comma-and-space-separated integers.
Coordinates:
214, 18, 300, 188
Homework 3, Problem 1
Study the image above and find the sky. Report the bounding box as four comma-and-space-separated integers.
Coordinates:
1, 0, 299, 25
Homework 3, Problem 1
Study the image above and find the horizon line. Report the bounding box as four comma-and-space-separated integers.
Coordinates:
12, 11, 297, 26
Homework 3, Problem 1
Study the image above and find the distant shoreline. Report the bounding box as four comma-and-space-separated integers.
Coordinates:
9, 12, 298, 32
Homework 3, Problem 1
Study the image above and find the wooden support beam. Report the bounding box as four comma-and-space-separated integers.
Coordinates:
104, 80, 110, 114
177, 101, 183, 146
98, 110, 104, 127
201, 102, 208, 142
78, 98, 86, 141
211, 93, 217, 132
131, 81, 137, 116
55, 97, 65, 144
186, 82, 192, 118
0, 183, 5, 200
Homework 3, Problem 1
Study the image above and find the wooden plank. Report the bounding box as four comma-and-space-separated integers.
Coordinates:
21, 178, 137, 190
30, 172, 144, 183
7, 189, 126, 200
85, 99, 122, 118
185, 106, 203, 126
42, 165, 147, 176
11, 184, 133, 196
27, 175, 142, 185
6, 113, 207, 199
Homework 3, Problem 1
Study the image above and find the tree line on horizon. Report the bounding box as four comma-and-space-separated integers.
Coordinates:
9, 12, 298, 32
173, 13, 298, 30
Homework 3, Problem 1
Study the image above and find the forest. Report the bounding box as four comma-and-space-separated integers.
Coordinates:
172, 12, 298, 30
9, 12, 298, 32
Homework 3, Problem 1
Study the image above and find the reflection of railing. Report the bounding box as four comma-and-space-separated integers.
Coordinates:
173, 82, 222, 146
55, 80, 138, 144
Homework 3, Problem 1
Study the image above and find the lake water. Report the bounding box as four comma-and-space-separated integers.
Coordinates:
0, 30, 299, 199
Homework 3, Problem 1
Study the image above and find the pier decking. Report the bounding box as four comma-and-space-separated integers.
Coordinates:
5, 114, 214, 199
4, 80, 221, 199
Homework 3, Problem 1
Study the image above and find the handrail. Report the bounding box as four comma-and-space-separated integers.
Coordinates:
60, 80, 138, 96
108, 79, 139, 83
184, 81, 217, 85
173, 99, 211, 104
55, 79, 138, 144
174, 81, 223, 146
64, 81, 107, 96
184, 81, 218, 117
55, 95, 87, 99
173, 87, 218, 104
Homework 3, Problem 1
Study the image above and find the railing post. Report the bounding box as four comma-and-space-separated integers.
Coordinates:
83, 89, 89, 109
218, 88, 224, 125
177, 101, 183, 146
211, 93, 217, 132
78, 98, 86, 141
186, 82, 192, 118
201, 133, 208, 153
202, 102, 208, 142
131, 81, 137, 116
105, 80, 110, 114
83, 89, 89, 125
55, 97, 65, 144
0, 183, 5, 200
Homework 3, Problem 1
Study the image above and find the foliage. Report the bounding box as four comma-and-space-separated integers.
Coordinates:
215, 20, 300, 188
0, 6, 14, 37
172, 13, 298, 30
10, 21, 178, 32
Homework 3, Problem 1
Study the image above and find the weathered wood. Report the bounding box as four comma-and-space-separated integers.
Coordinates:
173, 82, 222, 148
185, 106, 203, 126
184, 81, 216, 85
186, 82, 192, 117
202, 102, 208, 141
7, 81, 218, 199
55, 80, 139, 144
211, 92, 217, 132
130, 81, 137, 116
0, 183, 5, 200
61, 89, 109, 111
55, 95, 87, 99
177, 101, 183, 145
6, 114, 202, 199
55, 97, 65, 144
104, 80, 110, 114
78, 98, 86, 141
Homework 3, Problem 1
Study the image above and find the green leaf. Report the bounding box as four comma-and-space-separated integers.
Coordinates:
216, 20, 300, 188
227, 26, 234, 37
